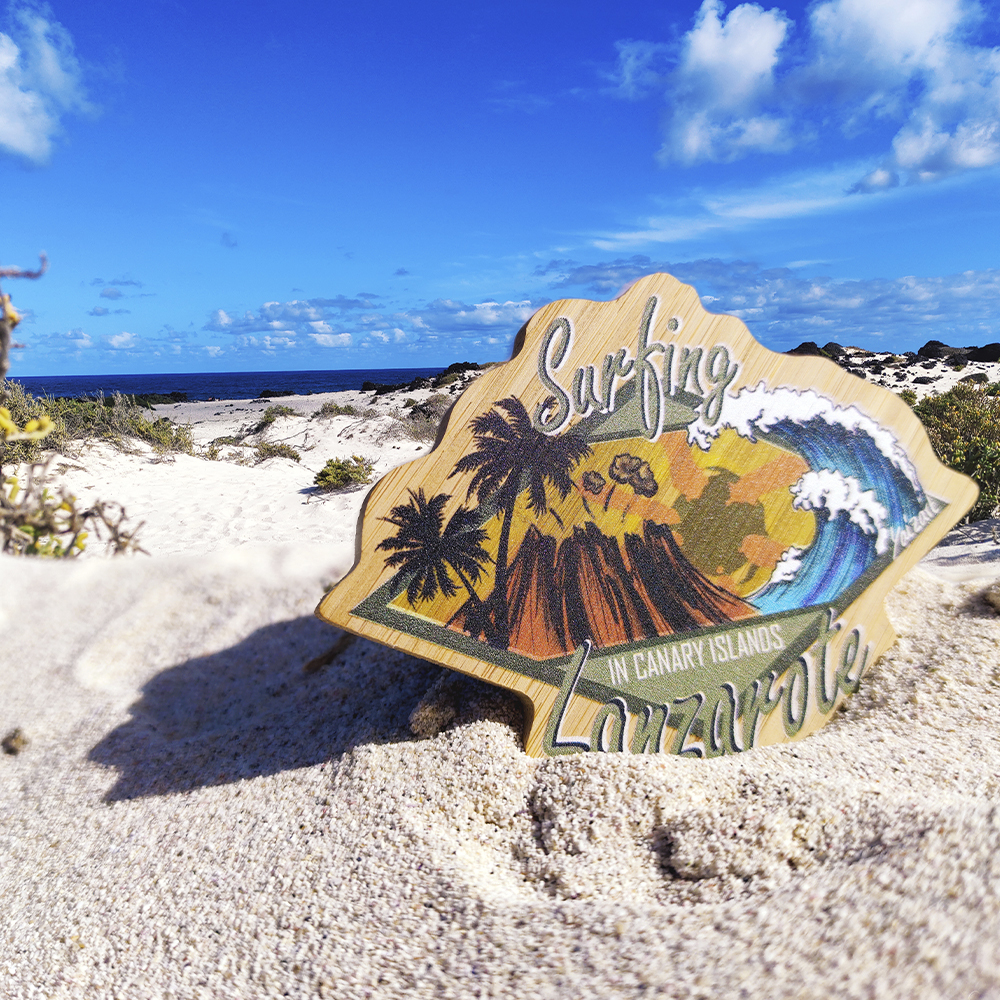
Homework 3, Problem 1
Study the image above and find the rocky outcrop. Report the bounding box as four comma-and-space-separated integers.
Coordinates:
785, 339, 1000, 399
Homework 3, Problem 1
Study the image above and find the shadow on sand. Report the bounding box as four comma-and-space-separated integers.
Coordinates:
88, 615, 440, 801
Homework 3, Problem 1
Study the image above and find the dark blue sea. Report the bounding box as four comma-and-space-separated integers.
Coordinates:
6, 368, 443, 401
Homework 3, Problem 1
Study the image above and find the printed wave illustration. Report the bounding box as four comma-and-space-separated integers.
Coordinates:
689, 384, 933, 614
451, 520, 756, 659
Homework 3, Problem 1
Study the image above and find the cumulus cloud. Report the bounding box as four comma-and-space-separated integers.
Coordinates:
537, 255, 1000, 348
310, 332, 352, 348
611, 0, 1000, 185
107, 331, 137, 349
100, 287, 123, 300
667, 0, 793, 163
62, 328, 92, 349
204, 294, 383, 337
87, 305, 129, 316
407, 298, 538, 336
202, 293, 536, 354
0, 6, 91, 162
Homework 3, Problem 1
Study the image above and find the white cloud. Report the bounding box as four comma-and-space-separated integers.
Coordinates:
310, 332, 352, 347
537, 255, 1000, 348
594, 161, 866, 247
204, 346, 224, 357
0, 6, 91, 162
665, 0, 792, 163
408, 298, 536, 335
62, 328, 92, 349
204, 293, 536, 357
613, 0, 1000, 185
107, 331, 137, 349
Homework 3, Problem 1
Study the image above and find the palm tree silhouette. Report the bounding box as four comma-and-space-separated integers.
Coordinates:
450, 396, 591, 647
376, 488, 492, 609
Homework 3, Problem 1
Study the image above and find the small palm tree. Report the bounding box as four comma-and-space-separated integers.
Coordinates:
450, 396, 590, 646
376, 488, 492, 608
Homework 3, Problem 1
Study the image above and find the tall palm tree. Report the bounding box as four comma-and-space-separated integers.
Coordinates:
376, 488, 492, 609
450, 396, 591, 647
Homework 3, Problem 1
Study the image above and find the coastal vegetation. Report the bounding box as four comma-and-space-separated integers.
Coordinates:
248, 404, 298, 435
314, 455, 374, 491
312, 400, 358, 418
0, 380, 194, 464
254, 441, 301, 463
909, 383, 1000, 522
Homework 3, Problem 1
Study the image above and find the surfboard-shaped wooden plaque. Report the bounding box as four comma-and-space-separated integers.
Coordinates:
317, 274, 977, 757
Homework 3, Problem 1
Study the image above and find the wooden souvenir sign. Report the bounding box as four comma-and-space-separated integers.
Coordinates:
317, 273, 977, 757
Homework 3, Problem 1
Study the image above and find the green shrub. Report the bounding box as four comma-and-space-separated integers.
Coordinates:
248, 404, 298, 435
434, 371, 460, 387
897, 388, 917, 407
312, 401, 358, 419
912, 384, 1000, 521
314, 455, 374, 491
0, 381, 194, 463
254, 441, 301, 463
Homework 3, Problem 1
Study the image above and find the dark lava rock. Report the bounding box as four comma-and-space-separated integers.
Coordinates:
961, 372, 989, 383
785, 341, 827, 356
821, 342, 847, 357
918, 340, 970, 360
968, 343, 1000, 362
2, 728, 27, 755
913, 376, 937, 384
442, 361, 481, 374
361, 380, 409, 395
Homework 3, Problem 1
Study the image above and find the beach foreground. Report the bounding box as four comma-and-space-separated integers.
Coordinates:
3, 388, 1000, 999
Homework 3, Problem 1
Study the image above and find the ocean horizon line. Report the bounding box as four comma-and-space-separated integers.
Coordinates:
4, 365, 471, 402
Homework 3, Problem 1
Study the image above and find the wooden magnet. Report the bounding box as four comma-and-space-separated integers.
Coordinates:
317, 273, 977, 757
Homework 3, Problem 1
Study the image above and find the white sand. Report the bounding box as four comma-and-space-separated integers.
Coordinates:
3, 385, 1000, 999
834, 348, 1000, 399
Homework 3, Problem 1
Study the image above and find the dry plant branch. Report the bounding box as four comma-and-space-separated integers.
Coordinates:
0, 253, 47, 380
1, 455, 147, 558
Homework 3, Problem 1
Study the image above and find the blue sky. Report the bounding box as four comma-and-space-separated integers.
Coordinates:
2, 0, 999, 376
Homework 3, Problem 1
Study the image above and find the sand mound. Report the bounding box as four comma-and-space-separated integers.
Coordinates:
3, 390, 1000, 998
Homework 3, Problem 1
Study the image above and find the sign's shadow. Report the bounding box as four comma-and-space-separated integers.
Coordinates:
88, 617, 440, 801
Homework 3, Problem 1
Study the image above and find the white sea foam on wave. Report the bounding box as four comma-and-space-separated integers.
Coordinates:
791, 469, 891, 555
768, 546, 805, 585
686, 383, 923, 498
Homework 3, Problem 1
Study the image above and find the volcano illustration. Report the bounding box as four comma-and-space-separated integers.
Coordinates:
452, 520, 756, 659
